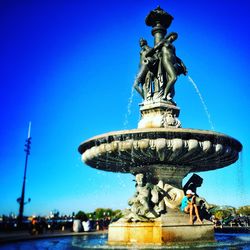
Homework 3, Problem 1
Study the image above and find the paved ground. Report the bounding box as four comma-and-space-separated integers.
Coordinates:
0, 229, 107, 244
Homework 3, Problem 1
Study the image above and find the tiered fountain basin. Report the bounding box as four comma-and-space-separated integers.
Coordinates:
78, 128, 242, 245
78, 128, 242, 188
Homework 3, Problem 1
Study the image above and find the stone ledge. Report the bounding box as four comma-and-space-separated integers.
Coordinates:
139, 100, 179, 111
108, 221, 214, 245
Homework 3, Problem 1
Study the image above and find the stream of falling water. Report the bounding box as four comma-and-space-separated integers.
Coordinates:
123, 86, 135, 129
187, 75, 215, 131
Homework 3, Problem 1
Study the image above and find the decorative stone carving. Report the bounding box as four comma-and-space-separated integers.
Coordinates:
122, 174, 184, 221
162, 110, 181, 128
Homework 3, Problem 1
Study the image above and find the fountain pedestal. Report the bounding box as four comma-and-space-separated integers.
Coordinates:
108, 210, 214, 245
138, 101, 181, 129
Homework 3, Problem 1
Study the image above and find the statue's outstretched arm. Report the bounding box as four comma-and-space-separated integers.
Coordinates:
144, 32, 177, 58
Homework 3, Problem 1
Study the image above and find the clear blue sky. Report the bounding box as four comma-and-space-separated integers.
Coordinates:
1, 0, 249, 217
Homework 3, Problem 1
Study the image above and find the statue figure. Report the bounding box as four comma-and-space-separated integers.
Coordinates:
123, 173, 160, 221
122, 173, 184, 221
133, 38, 156, 101
133, 33, 187, 103
160, 32, 187, 101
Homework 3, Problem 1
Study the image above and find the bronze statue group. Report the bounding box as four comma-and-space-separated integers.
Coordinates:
133, 32, 187, 103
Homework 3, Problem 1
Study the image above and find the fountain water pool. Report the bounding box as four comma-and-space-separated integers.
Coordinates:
0, 233, 250, 249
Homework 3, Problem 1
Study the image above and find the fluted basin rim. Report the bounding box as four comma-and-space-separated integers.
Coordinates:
78, 128, 242, 154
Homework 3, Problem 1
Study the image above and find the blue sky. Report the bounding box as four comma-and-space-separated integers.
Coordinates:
1, 0, 249, 217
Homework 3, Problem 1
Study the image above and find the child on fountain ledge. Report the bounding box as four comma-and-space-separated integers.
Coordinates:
180, 189, 203, 224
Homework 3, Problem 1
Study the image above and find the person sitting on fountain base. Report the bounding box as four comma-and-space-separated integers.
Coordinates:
183, 174, 213, 220
180, 189, 202, 225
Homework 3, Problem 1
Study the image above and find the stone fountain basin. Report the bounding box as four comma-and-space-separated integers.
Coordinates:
78, 128, 242, 175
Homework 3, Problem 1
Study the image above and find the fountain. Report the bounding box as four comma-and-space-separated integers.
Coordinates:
78, 6, 242, 246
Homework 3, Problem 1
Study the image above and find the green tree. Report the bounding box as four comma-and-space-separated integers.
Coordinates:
94, 208, 105, 219
75, 210, 88, 221
214, 210, 232, 220
92, 208, 123, 220
237, 206, 250, 216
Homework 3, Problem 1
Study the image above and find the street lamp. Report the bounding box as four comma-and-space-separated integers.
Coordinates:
17, 122, 32, 227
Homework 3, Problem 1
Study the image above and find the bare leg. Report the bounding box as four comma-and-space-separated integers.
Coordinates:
194, 205, 202, 224
189, 205, 193, 224
161, 56, 177, 100
133, 65, 149, 99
